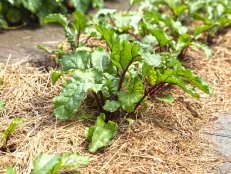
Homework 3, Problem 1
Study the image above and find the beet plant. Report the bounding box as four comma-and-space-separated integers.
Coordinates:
40, 0, 231, 153
44, 14, 211, 151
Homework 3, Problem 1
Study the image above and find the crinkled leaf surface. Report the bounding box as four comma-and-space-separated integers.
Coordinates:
150, 29, 171, 47
103, 100, 120, 112
32, 154, 60, 174
96, 25, 141, 71
59, 50, 91, 71
140, 52, 161, 67
32, 153, 89, 174
53, 69, 103, 120
118, 92, 142, 112
91, 49, 111, 72
87, 114, 117, 153
52, 153, 89, 173
156, 56, 211, 97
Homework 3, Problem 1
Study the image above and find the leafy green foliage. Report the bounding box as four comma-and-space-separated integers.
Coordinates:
0, 0, 104, 28
85, 114, 117, 153
1, 118, 24, 149
32, 153, 89, 174
47, 0, 217, 153
53, 69, 103, 120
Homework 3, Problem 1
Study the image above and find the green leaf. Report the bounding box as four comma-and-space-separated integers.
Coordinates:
175, 34, 192, 52
64, 26, 77, 50
52, 153, 89, 173
193, 25, 212, 37
32, 153, 89, 174
72, 10, 88, 33
150, 29, 171, 47
91, 49, 111, 72
176, 68, 212, 95
5, 166, 16, 174
142, 63, 157, 86
32, 154, 60, 174
0, 101, 5, 112
96, 25, 141, 71
53, 69, 103, 120
140, 52, 161, 67
103, 100, 120, 112
71, 0, 91, 13
2, 118, 24, 147
96, 25, 120, 51
116, 40, 140, 71
43, 13, 69, 27
156, 56, 211, 98
162, 73, 200, 98
51, 71, 61, 85
92, 0, 104, 9
157, 94, 175, 103
87, 114, 117, 153
59, 50, 91, 71
22, 0, 42, 13
118, 92, 142, 112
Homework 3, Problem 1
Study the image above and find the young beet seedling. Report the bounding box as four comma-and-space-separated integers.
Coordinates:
0, 118, 24, 152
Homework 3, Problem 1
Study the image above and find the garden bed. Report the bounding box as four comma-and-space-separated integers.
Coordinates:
0, 28, 230, 173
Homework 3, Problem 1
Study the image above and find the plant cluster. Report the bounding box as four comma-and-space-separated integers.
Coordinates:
0, 0, 104, 29
40, 0, 231, 153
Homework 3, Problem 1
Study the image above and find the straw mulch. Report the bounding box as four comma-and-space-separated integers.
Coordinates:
0, 29, 231, 174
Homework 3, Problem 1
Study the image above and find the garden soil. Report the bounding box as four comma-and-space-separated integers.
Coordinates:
0, 28, 231, 173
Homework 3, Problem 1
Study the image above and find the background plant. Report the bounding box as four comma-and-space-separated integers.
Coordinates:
0, 0, 104, 29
